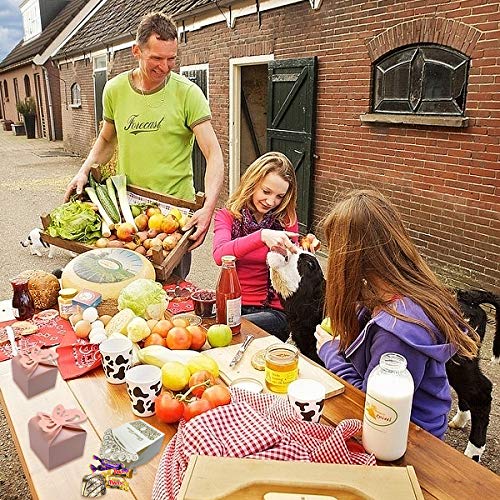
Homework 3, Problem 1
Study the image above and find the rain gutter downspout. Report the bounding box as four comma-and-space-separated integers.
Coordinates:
42, 66, 55, 141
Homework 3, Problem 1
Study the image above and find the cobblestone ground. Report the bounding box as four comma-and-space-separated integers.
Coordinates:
0, 130, 498, 499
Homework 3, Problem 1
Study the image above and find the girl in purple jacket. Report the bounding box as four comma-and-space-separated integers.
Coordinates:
315, 190, 479, 438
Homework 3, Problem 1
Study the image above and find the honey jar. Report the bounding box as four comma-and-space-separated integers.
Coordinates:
264, 343, 299, 393
58, 288, 78, 320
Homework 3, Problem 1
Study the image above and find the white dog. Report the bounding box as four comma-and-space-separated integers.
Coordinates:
21, 228, 57, 258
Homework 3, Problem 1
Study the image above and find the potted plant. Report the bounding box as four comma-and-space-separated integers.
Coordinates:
16, 97, 36, 139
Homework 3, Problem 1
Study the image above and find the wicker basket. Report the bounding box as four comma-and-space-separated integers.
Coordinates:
97, 298, 119, 317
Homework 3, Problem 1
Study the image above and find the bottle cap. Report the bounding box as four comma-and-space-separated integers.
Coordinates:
221, 255, 236, 262
59, 288, 78, 299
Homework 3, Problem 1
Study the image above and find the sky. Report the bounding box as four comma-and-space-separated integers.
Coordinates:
0, 0, 23, 61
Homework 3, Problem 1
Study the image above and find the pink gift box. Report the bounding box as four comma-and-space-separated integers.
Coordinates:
28, 404, 87, 470
11, 347, 58, 398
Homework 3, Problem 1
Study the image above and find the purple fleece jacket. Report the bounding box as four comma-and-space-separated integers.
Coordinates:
318, 298, 456, 438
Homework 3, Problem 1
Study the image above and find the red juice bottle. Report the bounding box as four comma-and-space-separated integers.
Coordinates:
216, 255, 242, 335
10, 277, 35, 320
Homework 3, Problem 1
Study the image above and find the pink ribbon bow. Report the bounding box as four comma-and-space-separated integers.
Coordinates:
37, 404, 87, 442
19, 346, 58, 374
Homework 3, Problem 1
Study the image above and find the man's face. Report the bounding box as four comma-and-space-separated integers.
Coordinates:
133, 34, 178, 86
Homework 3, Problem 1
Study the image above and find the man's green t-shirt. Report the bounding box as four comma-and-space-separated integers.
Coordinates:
103, 70, 211, 200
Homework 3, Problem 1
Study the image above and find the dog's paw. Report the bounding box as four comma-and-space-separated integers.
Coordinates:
464, 441, 485, 462
449, 409, 471, 429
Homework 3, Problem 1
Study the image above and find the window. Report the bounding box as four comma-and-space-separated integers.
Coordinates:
21, 0, 42, 41
3, 80, 8, 100
70, 83, 81, 107
24, 75, 31, 97
373, 45, 469, 116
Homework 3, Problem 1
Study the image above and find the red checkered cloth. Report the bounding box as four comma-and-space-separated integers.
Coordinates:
152, 388, 376, 500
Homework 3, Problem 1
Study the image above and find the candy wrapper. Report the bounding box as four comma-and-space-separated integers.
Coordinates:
11, 346, 58, 397
28, 404, 87, 470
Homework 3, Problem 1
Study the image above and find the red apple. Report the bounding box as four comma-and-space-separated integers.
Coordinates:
116, 222, 137, 242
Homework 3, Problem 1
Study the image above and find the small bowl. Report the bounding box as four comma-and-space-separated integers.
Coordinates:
230, 377, 264, 394
191, 289, 216, 318
171, 313, 202, 326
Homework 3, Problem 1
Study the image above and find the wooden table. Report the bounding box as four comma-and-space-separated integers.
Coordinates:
1, 312, 499, 499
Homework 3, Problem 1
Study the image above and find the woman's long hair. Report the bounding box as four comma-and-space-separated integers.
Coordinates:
226, 152, 297, 226
323, 189, 478, 358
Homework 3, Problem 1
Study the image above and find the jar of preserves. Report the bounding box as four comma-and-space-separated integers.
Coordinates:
264, 343, 299, 393
10, 277, 35, 320
362, 352, 414, 461
216, 255, 242, 335
58, 288, 78, 320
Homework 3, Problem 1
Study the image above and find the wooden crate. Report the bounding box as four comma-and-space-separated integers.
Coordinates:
40, 184, 204, 282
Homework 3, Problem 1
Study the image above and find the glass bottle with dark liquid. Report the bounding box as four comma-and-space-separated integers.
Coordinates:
216, 255, 242, 335
10, 277, 35, 320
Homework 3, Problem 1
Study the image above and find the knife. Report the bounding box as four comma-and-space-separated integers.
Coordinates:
6, 326, 18, 357
229, 334, 254, 368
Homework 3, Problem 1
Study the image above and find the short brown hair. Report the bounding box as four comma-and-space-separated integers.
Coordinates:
136, 12, 177, 46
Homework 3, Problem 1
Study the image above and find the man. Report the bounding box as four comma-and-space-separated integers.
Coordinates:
65, 12, 224, 265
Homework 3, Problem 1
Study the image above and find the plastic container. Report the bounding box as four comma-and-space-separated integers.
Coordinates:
216, 255, 242, 335
191, 289, 216, 318
362, 352, 414, 461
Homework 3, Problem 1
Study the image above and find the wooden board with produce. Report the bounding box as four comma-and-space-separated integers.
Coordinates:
40, 168, 204, 282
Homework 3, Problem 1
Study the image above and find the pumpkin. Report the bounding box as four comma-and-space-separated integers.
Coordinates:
17, 270, 60, 310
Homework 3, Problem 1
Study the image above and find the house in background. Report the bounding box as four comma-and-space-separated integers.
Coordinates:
0, 0, 98, 139
51, 0, 499, 291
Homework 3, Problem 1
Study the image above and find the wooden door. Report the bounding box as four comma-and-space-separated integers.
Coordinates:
267, 57, 317, 232
181, 68, 208, 193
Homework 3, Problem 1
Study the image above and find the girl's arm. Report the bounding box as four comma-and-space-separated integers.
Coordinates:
212, 209, 265, 265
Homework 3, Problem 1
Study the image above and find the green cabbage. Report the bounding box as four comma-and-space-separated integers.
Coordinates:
118, 279, 168, 319
47, 201, 102, 242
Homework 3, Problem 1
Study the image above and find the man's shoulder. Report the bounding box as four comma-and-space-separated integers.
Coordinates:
105, 71, 131, 91
170, 72, 196, 88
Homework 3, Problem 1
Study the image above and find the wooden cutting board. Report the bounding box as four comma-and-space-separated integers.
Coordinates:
204, 336, 344, 399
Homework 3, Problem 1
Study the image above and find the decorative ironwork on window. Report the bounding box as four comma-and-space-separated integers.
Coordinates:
71, 83, 81, 106
373, 45, 469, 116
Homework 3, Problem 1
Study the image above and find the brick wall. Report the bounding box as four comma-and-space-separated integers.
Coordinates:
57, 0, 500, 291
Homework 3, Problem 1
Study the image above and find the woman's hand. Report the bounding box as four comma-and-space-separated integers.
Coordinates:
314, 324, 333, 353
261, 229, 298, 252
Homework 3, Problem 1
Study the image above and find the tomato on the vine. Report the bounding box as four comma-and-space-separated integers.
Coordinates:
155, 392, 185, 423
188, 370, 216, 398
201, 385, 231, 408
183, 398, 212, 421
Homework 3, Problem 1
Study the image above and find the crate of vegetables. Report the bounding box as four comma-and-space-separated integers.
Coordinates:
40, 170, 204, 282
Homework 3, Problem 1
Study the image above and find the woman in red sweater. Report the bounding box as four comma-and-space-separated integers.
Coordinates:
213, 152, 298, 340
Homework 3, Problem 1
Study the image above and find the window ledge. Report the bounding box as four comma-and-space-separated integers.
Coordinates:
70, 103, 81, 109
360, 113, 468, 128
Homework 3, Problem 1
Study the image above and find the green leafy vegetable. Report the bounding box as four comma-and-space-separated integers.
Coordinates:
118, 279, 168, 319
47, 201, 102, 243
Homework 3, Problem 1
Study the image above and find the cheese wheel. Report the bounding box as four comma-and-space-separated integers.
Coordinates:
61, 248, 156, 300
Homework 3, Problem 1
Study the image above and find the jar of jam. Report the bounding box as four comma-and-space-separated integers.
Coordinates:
264, 343, 299, 393
58, 288, 78, 320
10, 277, 35, 320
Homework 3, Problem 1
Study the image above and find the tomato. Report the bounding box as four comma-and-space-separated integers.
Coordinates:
188, 370, 216, 398
202, 385, 231, 408
166, 326, 192, 350
144, 332, 167, 347
183, 398, 212, 421
187, 325, 207, 350
155, 392, 186, 423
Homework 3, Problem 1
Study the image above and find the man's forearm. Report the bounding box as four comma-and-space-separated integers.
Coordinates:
79, 135, 116, 175
202, 151, 224, 213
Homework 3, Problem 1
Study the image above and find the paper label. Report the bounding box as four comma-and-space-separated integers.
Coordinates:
265, 366, 299, 386
364, 393, 398, 427
225, 297, 241, 327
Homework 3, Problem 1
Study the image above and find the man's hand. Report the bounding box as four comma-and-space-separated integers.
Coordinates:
64, 170, 89, 202
184, 206, 213, 250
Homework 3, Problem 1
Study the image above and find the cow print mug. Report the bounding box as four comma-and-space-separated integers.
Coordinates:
99, 337, 133, 385
287, 379, 326, 423
125, 365, 162, 417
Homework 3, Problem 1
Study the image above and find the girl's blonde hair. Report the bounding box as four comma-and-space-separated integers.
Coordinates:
226, 152, 297, 226
323, 189, 479, 359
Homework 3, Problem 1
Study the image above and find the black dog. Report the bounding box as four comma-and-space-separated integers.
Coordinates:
267, 248, 498, 462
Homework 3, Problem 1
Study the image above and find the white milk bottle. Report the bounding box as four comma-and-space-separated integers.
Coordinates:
362, 352, 414, 461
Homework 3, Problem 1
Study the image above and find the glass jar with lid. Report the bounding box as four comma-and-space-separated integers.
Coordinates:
58, 288, 78, 320
264, 343, 299, 393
